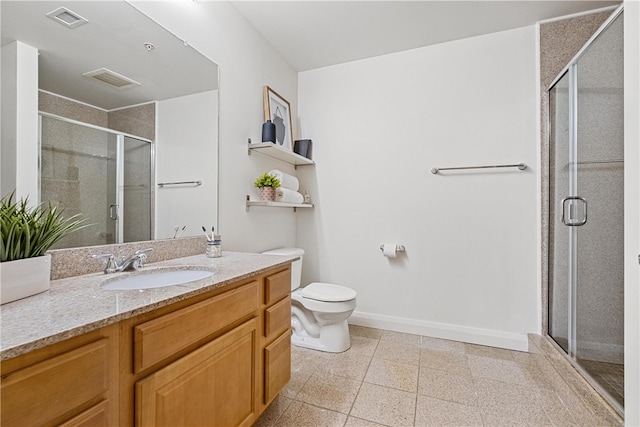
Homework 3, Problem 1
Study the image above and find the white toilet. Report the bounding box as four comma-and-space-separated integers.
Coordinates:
262, 248, 357, 353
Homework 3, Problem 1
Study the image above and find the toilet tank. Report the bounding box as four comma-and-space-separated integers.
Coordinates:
261, 247, 304, 291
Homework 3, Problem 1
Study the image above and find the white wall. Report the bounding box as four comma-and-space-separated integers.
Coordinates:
1, 41, 39, 203
297, 26, 539, 350
131, 1, 299, 252
156, 90, 218, 239
623, 1, 640, 424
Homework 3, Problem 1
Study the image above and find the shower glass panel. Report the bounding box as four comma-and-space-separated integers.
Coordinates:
122, 136, 152, 243
548, 71, 571, 354
548, 10, 624, 411
574, 13, 624, 407
40, 116, 152, 248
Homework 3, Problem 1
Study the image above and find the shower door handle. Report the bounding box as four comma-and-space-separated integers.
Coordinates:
109, 204, 119, 220
561, 197, 587, 226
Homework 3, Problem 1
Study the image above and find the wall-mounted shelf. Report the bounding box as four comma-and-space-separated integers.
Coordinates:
248, 140, 314, 167
245, 195, 313, 212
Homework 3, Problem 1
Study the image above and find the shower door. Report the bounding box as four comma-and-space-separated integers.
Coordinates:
548, 10, 624, 411
40, 115, 152, 248
122, 136, 153, 243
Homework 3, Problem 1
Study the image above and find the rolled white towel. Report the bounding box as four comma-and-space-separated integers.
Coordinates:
269, 169, 299, 191
275, 187, 304, 204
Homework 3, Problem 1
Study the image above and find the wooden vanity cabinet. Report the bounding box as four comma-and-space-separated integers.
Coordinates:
0, 264, 292, 427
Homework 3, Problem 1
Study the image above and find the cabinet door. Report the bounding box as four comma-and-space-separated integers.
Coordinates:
264, 331, 291, 405
136, 319, 259, 427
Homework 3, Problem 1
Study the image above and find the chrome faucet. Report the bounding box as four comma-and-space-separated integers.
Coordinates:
91, 248, 153, 274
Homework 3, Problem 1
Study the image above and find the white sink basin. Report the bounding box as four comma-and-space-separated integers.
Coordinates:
101, 269, 215, 290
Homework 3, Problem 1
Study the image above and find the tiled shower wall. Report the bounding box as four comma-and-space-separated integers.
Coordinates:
39, 90, 108, 127
38, 91, 155, 140
107, 103, 155, 141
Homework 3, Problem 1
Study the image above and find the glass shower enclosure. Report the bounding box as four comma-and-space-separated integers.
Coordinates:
40, 114, 153, 249
548, 9, 624, 412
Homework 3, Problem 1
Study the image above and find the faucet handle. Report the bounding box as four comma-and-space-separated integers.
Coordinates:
91, 253, 118, 274
132, 248, 153, 270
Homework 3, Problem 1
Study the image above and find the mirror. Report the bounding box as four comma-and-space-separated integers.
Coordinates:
1, 1, 219, 248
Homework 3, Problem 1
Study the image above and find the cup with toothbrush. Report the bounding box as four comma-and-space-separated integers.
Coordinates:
203, 226, 222, 258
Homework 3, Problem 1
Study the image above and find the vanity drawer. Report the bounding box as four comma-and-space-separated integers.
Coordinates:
264, 269, 291, 305
264, 296, 290, 339
1, 339, 108, 427
134, 281, 259, 373
264, 331, 291, 405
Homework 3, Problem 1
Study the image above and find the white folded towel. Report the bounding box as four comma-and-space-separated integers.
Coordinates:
269, 169, 299, 191
275, 187, 304, 204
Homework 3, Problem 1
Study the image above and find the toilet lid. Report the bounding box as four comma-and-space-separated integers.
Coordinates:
301, 282, 357, 302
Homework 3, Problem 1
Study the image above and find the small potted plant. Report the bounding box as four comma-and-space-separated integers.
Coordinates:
254, 172, 281, 202
0, 193, 87, 304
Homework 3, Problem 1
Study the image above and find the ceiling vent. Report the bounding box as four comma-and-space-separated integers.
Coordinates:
83, 68, 141, 90
46, 7, 88, 29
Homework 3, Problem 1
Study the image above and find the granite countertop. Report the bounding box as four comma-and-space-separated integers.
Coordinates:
0, 251, 296, 360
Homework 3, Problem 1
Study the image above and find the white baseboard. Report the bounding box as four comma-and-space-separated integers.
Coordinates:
349, 311, 529, 352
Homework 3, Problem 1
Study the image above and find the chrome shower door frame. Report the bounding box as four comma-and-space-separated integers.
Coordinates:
547, 5, 625, 415
39, 112, 153, 246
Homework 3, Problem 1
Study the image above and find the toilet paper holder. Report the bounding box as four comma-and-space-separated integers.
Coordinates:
379, 244, 406, 253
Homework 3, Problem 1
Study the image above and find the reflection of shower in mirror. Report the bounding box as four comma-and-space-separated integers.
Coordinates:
1, 0, 220, 249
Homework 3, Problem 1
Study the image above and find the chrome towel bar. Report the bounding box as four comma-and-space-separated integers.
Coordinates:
431, 163, 526, 174
157, 180, 202, 188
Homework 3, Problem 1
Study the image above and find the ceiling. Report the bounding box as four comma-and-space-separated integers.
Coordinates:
231, 1, 620, 71
1, 1, 218, 110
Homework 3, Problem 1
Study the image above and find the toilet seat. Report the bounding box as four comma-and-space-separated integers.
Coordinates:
292, 288, 357, 314
301, 282, 357, 302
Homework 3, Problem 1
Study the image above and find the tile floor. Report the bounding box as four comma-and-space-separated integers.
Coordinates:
255, 326, 622, 427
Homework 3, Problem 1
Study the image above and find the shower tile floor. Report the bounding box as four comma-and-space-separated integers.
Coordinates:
545, 337, 624, 408
578, 358, 625, 407
255, 326, 622, 427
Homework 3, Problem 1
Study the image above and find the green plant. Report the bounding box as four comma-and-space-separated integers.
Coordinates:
0, 193, 88, 262
254, 172, 281, 189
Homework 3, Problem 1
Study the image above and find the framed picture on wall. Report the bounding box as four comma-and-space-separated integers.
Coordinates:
263, 86, 294, 151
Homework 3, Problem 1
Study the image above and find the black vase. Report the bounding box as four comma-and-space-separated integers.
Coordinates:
261, 120, 276, 143
273, 107, 285, 145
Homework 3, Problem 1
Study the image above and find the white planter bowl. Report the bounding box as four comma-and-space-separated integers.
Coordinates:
0, 254, 51, 305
